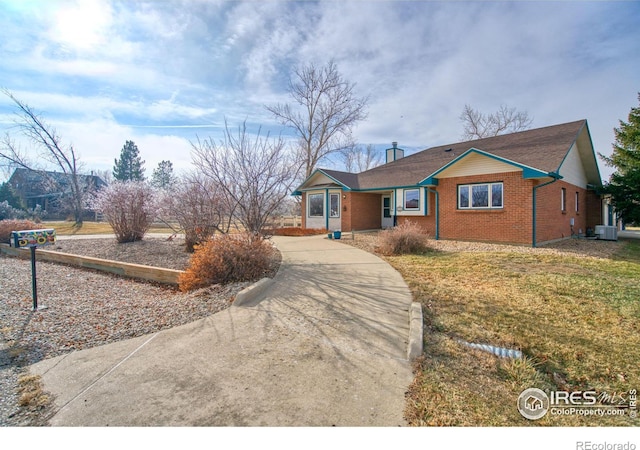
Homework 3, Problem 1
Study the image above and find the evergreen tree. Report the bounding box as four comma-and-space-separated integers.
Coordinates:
151, 160, 177, 190
601, 93, 640, 225
0, 181, 25, 209
113, 140, 145, 181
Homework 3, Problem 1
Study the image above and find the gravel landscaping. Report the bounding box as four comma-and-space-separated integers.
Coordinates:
344, 231, 626, 259
0, 236, 280, 426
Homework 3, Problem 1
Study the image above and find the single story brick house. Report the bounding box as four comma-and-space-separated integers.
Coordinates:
293, 119, 605, 246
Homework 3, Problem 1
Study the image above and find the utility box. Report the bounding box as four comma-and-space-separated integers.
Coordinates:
12, 229, 57, 248
594, 225, 618, 241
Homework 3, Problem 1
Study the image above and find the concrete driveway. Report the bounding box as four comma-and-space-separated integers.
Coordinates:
30, 235, 414, 426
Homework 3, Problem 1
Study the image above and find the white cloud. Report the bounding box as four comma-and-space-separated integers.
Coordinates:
1, 0, 638, 184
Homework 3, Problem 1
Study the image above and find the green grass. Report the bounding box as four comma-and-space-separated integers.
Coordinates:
388, 241, 639, 426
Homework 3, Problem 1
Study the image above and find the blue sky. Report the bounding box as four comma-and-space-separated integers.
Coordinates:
1, 0, 639, 182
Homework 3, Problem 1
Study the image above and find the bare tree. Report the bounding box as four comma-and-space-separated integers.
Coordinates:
341, 143, 383, 172
266, 60, 368, 178
191, 120, 300, 236
460, 104, 533, 140
0, 89, 86, 224
164, 172, 231, 252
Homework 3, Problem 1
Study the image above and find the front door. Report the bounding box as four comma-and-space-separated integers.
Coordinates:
381, 195, 394, 228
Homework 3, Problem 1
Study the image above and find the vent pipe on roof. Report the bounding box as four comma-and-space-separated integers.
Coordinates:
386, 142, 404, 164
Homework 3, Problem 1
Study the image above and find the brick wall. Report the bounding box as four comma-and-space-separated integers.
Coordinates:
534, 180, 602, 244
343, 192, 381, 231
437, 172, 534, 244
396, 190, 437, 237
301, 174, 602, 245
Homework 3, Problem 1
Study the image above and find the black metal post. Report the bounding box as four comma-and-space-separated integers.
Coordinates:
30, 246, 38, 311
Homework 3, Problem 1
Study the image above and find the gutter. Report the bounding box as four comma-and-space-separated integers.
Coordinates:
532, 172, 562, 247
426, 187, 439, 240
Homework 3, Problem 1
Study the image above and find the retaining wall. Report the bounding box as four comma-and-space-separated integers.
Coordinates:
0, 243, 183, 285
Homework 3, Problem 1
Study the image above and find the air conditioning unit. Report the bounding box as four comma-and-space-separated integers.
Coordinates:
594, 225, 618, 241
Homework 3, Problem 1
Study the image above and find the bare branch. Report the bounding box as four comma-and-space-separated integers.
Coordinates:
340, 143, 383, 172
266, 60, 368, 177
460, 104, 533, 140
1, 89, 87, 223
191, 120, 301, 236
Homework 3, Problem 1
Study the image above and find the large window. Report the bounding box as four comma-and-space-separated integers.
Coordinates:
330, 193, 340, 218
404, 189, 420, 210
458, 182, 503, 209
308, 193, 324, 217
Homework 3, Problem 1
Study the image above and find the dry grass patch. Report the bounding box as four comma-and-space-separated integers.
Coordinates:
343, 233, 639, 425
384, 240, 640, 426
17, 374, 50, 409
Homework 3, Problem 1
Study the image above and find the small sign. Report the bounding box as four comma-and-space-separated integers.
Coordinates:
12, 229, 56, 248
10, 228, 56, 311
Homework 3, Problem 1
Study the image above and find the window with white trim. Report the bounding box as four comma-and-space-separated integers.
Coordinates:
404, 189, 420, 210
330, 193, 340, 218
575, 191, 579, 213
308, 193, 324, 217
561, 188, 566, 212
458, 182, 503, 209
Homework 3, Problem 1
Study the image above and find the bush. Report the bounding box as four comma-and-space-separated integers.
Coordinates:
377, 221, 430, 255
163, 174, 228, 253
0, 201, 26, 220
0, 219, 38, 244
178, 233, 275, 292
93, 181, 159, 243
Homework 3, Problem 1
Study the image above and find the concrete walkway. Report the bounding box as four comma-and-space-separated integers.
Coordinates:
30, 235, 414, 426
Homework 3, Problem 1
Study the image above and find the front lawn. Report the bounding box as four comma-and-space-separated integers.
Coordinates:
361, 236, 639, 426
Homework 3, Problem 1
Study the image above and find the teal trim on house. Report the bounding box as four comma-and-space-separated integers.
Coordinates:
292, 169, 352, 196
419, 148, 550, 186
555, 121, 603, 188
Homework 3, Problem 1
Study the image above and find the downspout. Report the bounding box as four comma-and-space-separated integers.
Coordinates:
426, 187, 439, 240
532, 173, 561, 247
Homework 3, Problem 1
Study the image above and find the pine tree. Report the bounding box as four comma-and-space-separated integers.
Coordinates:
601, 93, 640, 225
113, 140, 145, 181
151, 160, 177, 190
0, 181, 25, 209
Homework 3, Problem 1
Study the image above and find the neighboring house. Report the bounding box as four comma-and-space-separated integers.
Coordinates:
293, 120, 605, 246
8, 168, 108, 219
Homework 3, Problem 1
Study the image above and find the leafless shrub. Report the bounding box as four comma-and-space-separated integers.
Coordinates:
93, 181, 159, 243
191, 120, 300, 236
164, 172, 231, 252
377, 221, 430, 255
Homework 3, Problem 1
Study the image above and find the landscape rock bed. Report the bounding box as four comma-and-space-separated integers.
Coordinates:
346, 232, 625, 259
50, 237, 192, 270
0, 236, 281, 426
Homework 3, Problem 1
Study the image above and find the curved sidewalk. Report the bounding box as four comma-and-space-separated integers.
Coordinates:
30, 235, 414, 426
